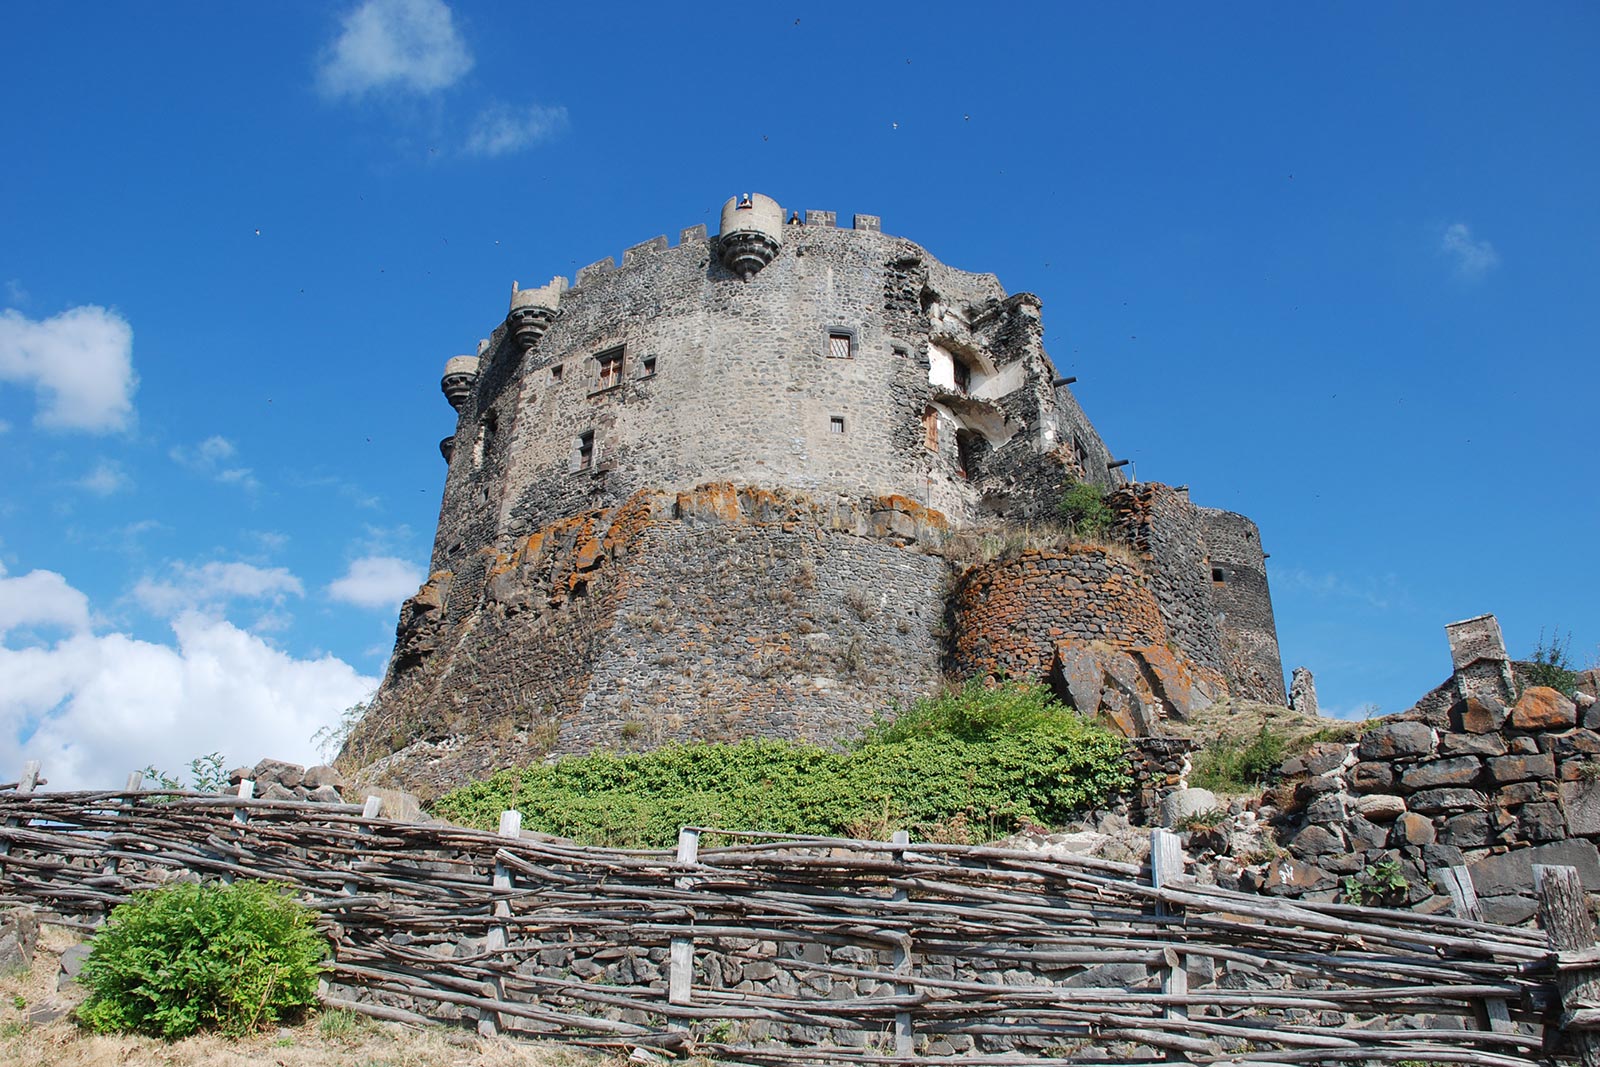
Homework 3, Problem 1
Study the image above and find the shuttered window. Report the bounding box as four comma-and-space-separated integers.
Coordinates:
828, 331, 852, 359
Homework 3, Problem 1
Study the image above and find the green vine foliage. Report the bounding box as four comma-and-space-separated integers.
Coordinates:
435, 680, 1131, 847
77, 880, 328, 1039
1055, 482, 1115, 540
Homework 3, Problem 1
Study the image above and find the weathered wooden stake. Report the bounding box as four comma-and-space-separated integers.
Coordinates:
222, 778, 254, 885
0, 761, 40, 874
478, 808, 522, 1038
1537, 863, 1600, 1067
668, 827, 701, 1012
1151, 828, 1190, 1062
1439, 864, 1513, 1034
890, 829, 915, 1057
101, 771, 145, 882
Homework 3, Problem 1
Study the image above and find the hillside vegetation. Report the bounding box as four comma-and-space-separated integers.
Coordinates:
434, 680, 1131, 847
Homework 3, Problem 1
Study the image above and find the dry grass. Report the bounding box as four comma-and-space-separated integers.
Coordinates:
0, 925, 624, 1067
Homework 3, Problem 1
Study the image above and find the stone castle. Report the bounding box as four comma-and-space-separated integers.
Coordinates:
344, 194, 1286, 795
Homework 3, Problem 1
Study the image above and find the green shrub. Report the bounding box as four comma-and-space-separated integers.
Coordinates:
77, 880, 328, 1038
1524, 629, 1581, 697
1190, 727, 1286, 793
1342, 859, 1409, 907
1056, 482, 1114, 540
435, 681, 1131, 847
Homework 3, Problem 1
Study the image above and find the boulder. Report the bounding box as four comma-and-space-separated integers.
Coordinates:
303, 765, 347, 791
1391, 812, 1436, 846
1468, 838, 1600, 896
1408, 788, 1485, 815
306, 785, 344, 804
1519, 802, 1567, 842
1354, 794, 1406, 821
1349, 761, 1396, 793
1358, 722, 1434, 761
251, 758, 306, 790
1399, 756, 1482, 791
1487, 753, 1556, 784
1560, 779, 1600, 836
1438, 812, 1493, 849
1439, 732, 1507, 757
1160, 787, 1220, 827
1453, 695, 1508, 735
0, 909, 39, 972
1512, 686, 1577, 731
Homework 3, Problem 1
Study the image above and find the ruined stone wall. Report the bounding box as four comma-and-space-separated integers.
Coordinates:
1198, 507, 1286, 704
1109, 484, 1230, 682
349, 485, 950, 797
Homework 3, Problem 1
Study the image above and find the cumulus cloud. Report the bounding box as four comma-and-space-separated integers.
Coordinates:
0, 305, 137, 432
464, 102, 569, 157
77, 459, 131, 496
1441, 222, 1499, 279
0, 563, 92, 639
318, 0, 473, 98
170, 435, 258, 490
327, 555, 424, 610
0, 610, 377, 790
133, 560, 304, 618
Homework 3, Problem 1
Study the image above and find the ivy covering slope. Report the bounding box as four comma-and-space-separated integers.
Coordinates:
434, 680, 1131, 847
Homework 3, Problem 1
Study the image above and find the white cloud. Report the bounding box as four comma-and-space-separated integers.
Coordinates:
464, 102, 569, 157
1, 611, 377, 790
327, 555, 424, 610
77, 459, 131, 496
170, 435, 258, 490
0, 306, 137, 432
318, 0, 473, 98
133, 561, 304, 618
0, 564, 92, 639
4, 280, 27, 306
1441, 222, 1499, 279
1276, 567, 1401, 611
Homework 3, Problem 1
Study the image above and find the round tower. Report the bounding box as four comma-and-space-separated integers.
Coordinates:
717, 193, 784, 279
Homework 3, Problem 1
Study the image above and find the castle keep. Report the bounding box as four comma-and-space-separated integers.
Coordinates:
346, 194, 1286, 795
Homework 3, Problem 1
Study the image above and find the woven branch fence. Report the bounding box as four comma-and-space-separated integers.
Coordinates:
3, 761, 1599, 1066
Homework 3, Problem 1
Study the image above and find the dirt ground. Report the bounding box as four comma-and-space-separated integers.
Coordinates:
0, 924, 630, 1067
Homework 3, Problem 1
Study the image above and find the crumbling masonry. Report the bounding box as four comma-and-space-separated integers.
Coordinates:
345, 194, 1286, 796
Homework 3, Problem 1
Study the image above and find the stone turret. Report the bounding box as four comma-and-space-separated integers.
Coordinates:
718, 193, 784, 279
440, 355, 480, 412
506, 278, 563, 354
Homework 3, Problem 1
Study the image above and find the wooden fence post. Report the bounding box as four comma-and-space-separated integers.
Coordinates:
1150, 828, 1189, 1062
222, 778, 254, 885
1438, 864, 1513, 1034
0, 761, 40, 874
890, 829, 915, 1057
1537, 863, 1600, 1067
478, 809, 522, 1038
101, 770, 145, 883
668, 827, 701, 1013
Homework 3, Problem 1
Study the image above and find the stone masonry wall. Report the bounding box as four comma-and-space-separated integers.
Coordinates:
1259, 683, 1600, 924
348, 485, 951, 798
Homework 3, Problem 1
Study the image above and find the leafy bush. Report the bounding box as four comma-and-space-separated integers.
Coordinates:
1056, 482, 1114, 540
1190, 727, 1286, 793
77, 880, 327, 1038
1342, 859, 1409, 907
435, 681, 1131, 847
1524, 629, 1581, 697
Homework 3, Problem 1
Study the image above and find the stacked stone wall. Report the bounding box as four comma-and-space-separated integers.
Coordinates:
1110, 484, 1229, 682
1198, 507, 1286, 704
1258, 684, 1600, 924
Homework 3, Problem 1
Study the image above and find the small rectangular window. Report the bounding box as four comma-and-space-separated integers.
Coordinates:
892, 344, 909, 359
922, 406, 938, 451
596, 348, 624, 390
828, 331, 852, 359
829, 416, 846, 435
551, 364, 564, 383
1212, 567, 1226, 584
576, 431, 595, 471
640, 355, 657, 377
953, 360, 971, 395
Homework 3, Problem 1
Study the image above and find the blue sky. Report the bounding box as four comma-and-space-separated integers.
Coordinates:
2, 2, 1596, 788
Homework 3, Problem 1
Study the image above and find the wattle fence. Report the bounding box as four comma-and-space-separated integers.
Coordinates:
2, 760, 1598, 1066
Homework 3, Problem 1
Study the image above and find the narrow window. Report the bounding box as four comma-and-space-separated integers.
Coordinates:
829, 416, 846, 435
551, 364, 564, 383
892, 344, 909, 359
953, 360, 972, 396
576, 430, 595, 471
640, 355, 657, 377
1212, 567, 1226, 584
922, 406, 938, 451
596, 348, 624, 390
828, 330, 853, 359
